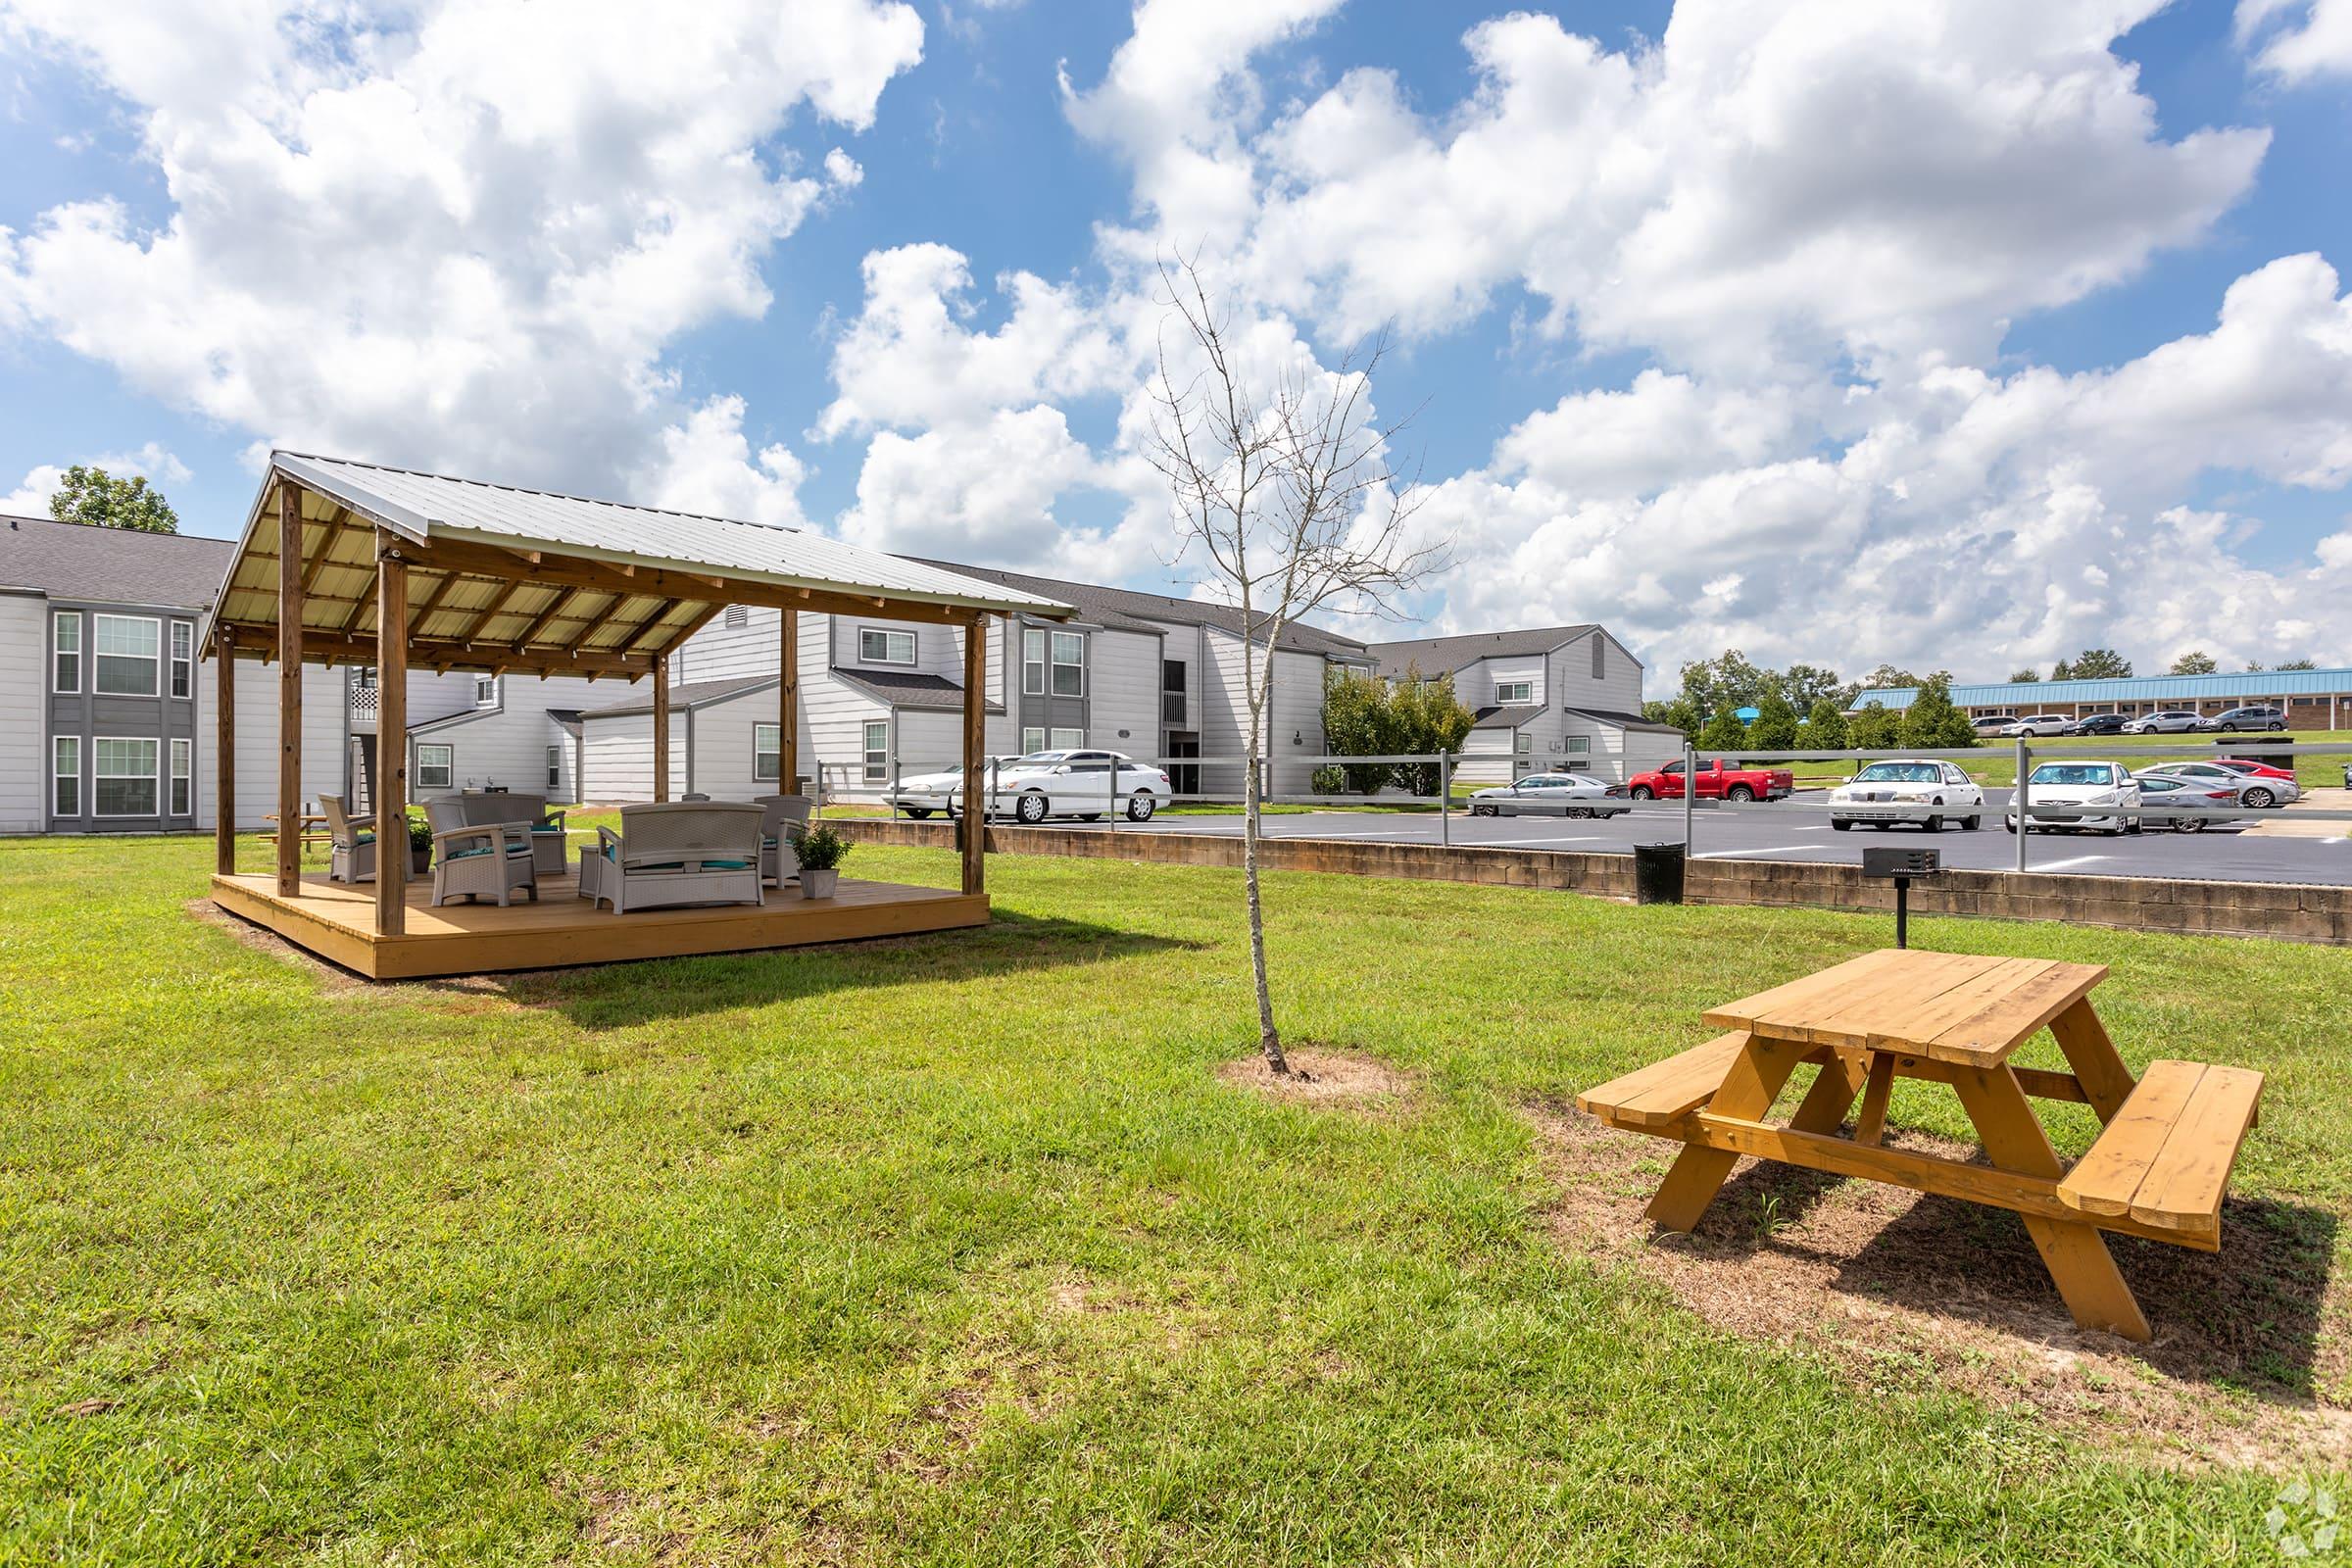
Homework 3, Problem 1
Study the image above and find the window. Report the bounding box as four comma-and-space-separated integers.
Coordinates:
1022, 629, 1046, 696
355, 666, 376, 689
724, 604, 748, 629
52, 737, 79, 816
92, 614, 161, 696
1052, 727, 1083, 749
1566, 735, 1591, 756
1161, 658, 1186, 722
1495, 680, 1533, 705
1021, 727, 1046, 754
94, 737, 159, 817
170, 621, 193, 699
1050, 632, 1085, 697
862, 720, 890, 782
860, 627, 915, 665
1515, 731, 1533, 754
1592, 636, 1605, 680
474, 675, 499, 708
170, 738, 192, 815
547, 746, 564, 791
754, 723, 780, 781
416, 744, 453, 791
51, 612, 81, 693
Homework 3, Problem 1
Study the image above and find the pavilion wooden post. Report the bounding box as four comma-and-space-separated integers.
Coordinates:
778, 609, 800, 795
214, 627, 235, 875
961, 614, 987, 896
275, 482, 305, 896
652, 656, 671, 802
374, 536, 409, 936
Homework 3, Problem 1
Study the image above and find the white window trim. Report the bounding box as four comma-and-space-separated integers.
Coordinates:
416, 744, 454, 791
861, 720, 890, 782
1021, 628, 1046, 697
92, 735, 162, 819
859, 627, 916, 666
91, 613, 163, 698
546, 745, 564, 792
1021, 726, 1045, 754
170, 620, 194, 700
1051, 727, 1083, 749
474, 674, 500, 709
51, 611, 82, 695
52, 735, 80, 817
1049, 631, 1085, 698
1495, 679, 1534, 705
753, 722, 781, 782
170, 737, 193, 815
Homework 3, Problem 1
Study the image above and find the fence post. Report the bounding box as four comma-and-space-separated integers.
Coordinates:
1107, 756, 1119, 833
1439, 750, 1450, 847
2013, 734, 2029, 874
889, 751, 901, 822
1682, 741, 1696, 856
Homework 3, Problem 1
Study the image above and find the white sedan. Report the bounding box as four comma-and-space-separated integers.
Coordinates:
1467, 772, 1631, 817
2005, 760, 2144, 835
982, 750, 1172, 824
1828, 760, 1984, 831
883, 759, 1019, 819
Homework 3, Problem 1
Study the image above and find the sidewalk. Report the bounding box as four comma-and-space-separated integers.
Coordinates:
2243, 786, 2352, 839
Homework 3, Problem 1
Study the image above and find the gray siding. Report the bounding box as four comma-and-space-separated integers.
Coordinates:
0, 594, 45, 833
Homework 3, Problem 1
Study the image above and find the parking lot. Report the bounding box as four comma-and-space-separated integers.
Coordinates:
1105, 791, 2352, 885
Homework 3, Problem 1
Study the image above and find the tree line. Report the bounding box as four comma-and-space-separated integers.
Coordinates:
1640, 650, 1979, 752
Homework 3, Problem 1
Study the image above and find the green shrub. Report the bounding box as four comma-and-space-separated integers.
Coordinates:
795, 824, 851, 871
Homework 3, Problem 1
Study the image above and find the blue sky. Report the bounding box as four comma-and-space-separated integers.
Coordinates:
3, 1, 2349, 677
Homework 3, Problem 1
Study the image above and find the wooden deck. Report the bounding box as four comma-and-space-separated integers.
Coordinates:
210, 870, 990, 980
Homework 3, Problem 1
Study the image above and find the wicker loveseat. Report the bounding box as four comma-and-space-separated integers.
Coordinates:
580, 802, 765, 913
451, 791, 570, 877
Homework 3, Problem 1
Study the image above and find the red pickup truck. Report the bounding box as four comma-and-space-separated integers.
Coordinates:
1625, 757, 1795, 803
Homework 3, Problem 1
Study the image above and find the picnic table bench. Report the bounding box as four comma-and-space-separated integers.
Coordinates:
1576, 949, 2264, 1342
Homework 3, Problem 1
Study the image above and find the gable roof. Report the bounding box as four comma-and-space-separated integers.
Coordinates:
1, 514, 236, 609
1364, 624, 1602, 679
578, 673, 776, 719
906, 557, 1375, 661
832, 666, 1004, 713
1469, 703, 1546, 730
1563, 705, 1687, 736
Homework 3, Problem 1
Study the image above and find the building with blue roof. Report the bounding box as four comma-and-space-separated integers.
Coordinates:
1849, 667, 2349, 729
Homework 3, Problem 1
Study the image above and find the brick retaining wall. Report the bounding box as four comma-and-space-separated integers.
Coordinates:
829, 817, 2350, 945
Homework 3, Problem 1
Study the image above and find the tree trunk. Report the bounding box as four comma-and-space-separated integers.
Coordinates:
1243, 680, 1287, 1075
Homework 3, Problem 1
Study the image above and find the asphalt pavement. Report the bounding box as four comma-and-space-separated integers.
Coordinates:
1069, 789, 2352, 886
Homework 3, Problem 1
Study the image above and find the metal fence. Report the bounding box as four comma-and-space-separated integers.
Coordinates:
833, 734, 2352, 872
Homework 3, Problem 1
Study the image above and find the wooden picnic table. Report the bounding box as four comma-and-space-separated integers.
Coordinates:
1576, 949, 2265, 1342
260, 811, 334, 850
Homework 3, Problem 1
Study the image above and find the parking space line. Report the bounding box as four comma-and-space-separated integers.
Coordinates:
1694, 845, 1819, 858
2028, 854, 2109, 871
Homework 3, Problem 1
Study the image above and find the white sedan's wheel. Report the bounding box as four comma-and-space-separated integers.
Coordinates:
1015, 791, 1050, 825
1126, 791, 1155, 822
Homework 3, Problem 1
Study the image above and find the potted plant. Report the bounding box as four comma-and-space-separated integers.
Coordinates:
406, 808, 433, 875
794, 824, 850, 900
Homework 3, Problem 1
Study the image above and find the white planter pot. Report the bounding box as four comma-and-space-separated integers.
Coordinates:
799, 867, 839, 900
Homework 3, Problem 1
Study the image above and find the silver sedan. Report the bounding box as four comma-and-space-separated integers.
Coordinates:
2132, 770, 2246, 832
1467, 772, 1632, 817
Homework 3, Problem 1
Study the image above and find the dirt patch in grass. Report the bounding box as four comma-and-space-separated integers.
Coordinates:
1217, 1045, 1416, 1108
184, 899, 369, 992
1530, 1103, 2350, 1472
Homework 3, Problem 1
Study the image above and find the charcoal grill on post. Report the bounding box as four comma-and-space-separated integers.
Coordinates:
1862, 845, 1940, 949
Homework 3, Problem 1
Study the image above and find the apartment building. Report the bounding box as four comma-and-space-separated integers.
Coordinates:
1361, 624, 1682, 782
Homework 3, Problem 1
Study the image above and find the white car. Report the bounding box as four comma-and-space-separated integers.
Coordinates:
2005, 760, 2144, 835
2122, 710, 2211, 734
1997, 714, 2073, 737
983, 750, 1172, 824
1829, 760, 1984, 831
883, 759, 1018, 819
1467, 772, 1631, 817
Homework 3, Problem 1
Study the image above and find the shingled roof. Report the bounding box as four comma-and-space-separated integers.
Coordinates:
0, 514, 236, 609
907, 557, 1375, 662
1363, 624, 1602, 680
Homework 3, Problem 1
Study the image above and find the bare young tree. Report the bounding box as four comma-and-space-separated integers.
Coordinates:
1145, 257, 1443, 1075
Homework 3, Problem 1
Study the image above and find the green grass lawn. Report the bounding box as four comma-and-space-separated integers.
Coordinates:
3, 833, 2347, 1564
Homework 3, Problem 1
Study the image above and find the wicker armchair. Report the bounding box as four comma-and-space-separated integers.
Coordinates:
755, 793, 815, 885
459, 790, 569, 877
581, 802, 765, 913
320, 794, 375, 885
424, 798, 539, 907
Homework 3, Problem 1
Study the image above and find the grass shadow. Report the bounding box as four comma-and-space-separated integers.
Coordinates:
1676, 1151, 2341, 1401
443, 906, 1202, 1031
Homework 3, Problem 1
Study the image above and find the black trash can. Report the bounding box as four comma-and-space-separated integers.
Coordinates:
1635, 842, 1686, 906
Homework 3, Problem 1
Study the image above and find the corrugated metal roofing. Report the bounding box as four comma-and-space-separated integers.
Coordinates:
1856, 668, 2352, 710
257, 454, 1071, 617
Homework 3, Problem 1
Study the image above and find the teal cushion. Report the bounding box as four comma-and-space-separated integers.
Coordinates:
354, 831, 373, 844
449, 842, 534, 861
700, 859, 752, 870
531, 823, 564, 834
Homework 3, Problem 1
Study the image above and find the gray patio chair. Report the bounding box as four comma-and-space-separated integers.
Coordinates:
582, 802, 764, 913
460, 790, 569, 877
755, 793, 815, 885
320, 794, 375, 885
424, 798, 539, 907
